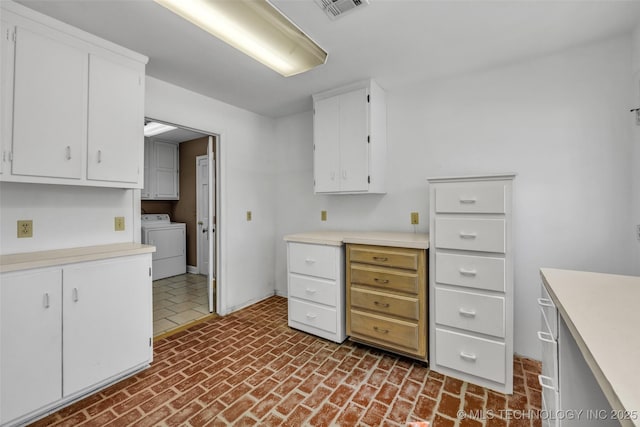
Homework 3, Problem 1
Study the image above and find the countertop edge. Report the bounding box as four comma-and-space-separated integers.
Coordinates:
283, 231, 429, 249
341, 236, 428, 249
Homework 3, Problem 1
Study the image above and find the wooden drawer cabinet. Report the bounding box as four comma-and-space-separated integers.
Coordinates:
346, 244, 428, 361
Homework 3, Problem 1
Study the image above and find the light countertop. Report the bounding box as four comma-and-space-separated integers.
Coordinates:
283, 231, 429, 249
540, 268, 640, 426
0, 242, 156, 273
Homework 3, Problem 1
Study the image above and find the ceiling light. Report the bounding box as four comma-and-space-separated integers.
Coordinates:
154, 0, 328, 77
144, 122, 177, 137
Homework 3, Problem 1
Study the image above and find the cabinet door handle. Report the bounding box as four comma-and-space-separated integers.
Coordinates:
43, 293, 50, 309
304, 258, 316, 264
342, 170, 347, 179
538, 374, 556, 390
459, 268, 477, 276
72, 288, 79, 302
537, 331, 555, 344
458, 308, 476, 318
372, 256, 388, 262
97, 150, 102, 163
373, 326, 389, 334
459, 232, 477, 239
537, 298, 554, 308
459, 352, 477, 362
459, 197, 477, 204
374, 301, 390, 308
305, 313, 317, 319
330, 172, 335, 181
65, 146, 72, 160
373, 278, 389, 284
305, 288, 317, 294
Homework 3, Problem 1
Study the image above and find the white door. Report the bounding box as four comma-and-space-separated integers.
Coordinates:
313, 96, 340, 192
154, 141, 179, 199
338, 88, 369, 192
196, 155, 210, 277
1, 269, 62, 423
1, 20, 14, 176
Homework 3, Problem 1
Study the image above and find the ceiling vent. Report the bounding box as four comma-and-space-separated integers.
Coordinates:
314, 0, 369, 20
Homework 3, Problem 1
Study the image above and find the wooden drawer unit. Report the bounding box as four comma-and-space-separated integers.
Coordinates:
429, 174, 514, 394
346, 244, 428, 361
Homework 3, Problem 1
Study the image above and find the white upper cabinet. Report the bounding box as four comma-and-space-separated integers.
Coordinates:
142, 139, 179, 200
313, 80, 386, 194
0, 2, 148, 189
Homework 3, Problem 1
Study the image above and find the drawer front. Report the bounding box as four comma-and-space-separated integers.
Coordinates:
288, 242, 336, 280
349, 246, 419, 270
541, 382, 559, 427
435, 288, 505, 338
351, 287, 419, 320
539, 283, 557, 339
289, 274, 336, 307
435, 218, 506, 253
435, 252, 505, 292
538, 308, 558, 390
435, 183, 506, 214
350, 264, 419, 294
435, 328, 506, 384
350, 310, 419, 352
289, 299, 337, 334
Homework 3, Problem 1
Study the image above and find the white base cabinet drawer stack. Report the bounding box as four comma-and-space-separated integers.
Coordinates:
286, 242, 346, 343
428, 174, 515, 394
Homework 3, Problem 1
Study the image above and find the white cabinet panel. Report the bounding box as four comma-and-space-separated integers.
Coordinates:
435, 252, 505, 292
289, 274, 337, 306
313, 96, 340, 192
1, 20, 14, 176
288, 242, 337, 280
289, 298, 337, 334
435, 288, 505, 338
62, 256, 151, 396
435, 218, 506, 253
435, 183, 506, 213
338, 88, 368, 192
87, 55, 143, 184
143, 140, 179, 200
0, 269, 62, 424
12, 26, 86, 180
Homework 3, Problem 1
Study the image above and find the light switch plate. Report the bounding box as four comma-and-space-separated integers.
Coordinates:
321, 210, 327, 221
411, 212, 419, 225
17, 220, 33, 238
114, 216, 125, 231
246, 211, 252, 221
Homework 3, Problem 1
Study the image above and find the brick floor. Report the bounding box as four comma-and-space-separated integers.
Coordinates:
30, 296, 542, 426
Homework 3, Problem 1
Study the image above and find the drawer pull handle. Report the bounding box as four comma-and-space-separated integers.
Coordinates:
459, 268, 477, 276
459, 352, 477, 362
306, 313, 317, 319
537, 331, 555, 344
65, 146, 72, 160
305, 288, 317, 294
372, 256, 388, 262
459, 197, 477, 204
304, 258, 316, 264
459, 232, 477, 239
537, 298, 554, 308
538, 374, 556, 390
374, 278, 390, 284
72, 288, 79, 302
374, 301, 390, 308
458, 308, 476, 318
43, 293, 50, 309
373, 326, 389, 334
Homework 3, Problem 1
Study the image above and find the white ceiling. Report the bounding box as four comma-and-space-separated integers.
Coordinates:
14, 0, 640, 118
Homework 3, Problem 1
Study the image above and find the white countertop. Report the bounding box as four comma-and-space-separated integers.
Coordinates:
540, 268, 640, 426
283, 231, 429, 249
0, 242, 156, 273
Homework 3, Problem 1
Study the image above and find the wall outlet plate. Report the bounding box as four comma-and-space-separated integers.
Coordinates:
321, 210, 327, 221
17, 220, 33, 238
114, 216, 125, 231
411, 212, 419, 225
246, 211, 252, 221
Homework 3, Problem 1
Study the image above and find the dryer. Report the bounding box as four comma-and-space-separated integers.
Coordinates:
141, 214, 186, 280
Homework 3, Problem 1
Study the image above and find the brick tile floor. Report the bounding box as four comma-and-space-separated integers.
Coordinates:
30, 296, 542, 426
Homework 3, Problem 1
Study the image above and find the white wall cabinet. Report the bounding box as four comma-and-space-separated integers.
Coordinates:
0, 254, 152, 427
312, 80, 386, 194
0, 2, 147, 189
142, 139, 179, 200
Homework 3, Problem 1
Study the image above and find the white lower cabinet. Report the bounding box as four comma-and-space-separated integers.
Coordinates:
0, 254, 152, 426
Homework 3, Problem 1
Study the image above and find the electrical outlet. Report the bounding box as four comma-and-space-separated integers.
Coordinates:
637, 224, 640, 241
411, 212, 419, 225
246, 211, 252, 221
321, 210, 327, 221
17, 220, 33, 238
114, 216, 125, 231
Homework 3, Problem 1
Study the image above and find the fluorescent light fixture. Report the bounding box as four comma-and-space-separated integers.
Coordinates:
144, 122, 177, 137
154, 0, 328, 77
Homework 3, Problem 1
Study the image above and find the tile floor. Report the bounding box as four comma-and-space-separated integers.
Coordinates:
32, 296, 542, 427
153, 274, 212, 336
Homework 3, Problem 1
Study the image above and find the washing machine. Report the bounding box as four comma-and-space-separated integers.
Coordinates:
141, 214, 186, 280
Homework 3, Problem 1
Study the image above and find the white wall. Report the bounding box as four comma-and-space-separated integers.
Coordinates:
275, 36, 636, 359
632, 24, 640, 275
145, 77, 277, 315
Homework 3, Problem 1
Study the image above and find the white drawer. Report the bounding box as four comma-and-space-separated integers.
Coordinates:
289, 299, 337, 334
289, 274, 336, 307
538, 308, 558, 391
435, 288, 505, 338
435, 218, 506, 253
539, 282, 558, 338
435, 328, 506, 384
435, 182, 506, 213
541, 385, 559, 427
435, 252, 505, 292
288, 242, 337, 280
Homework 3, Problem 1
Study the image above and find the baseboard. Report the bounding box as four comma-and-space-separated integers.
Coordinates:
274, 289, 288, 297
187, 265, 198, 274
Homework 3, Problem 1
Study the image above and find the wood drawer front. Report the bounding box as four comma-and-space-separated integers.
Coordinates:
350, 264, 419, 294
289, 274, 336, 307
435, 218, 505, 253
289, 299, 337, 334
435, 328, 506, 384
349, 246, 419, 270
350, 310, 419, 352
289, 243, 336, 280
351, 287, 419, 320
435, 288, 505, 338
435, 252, 505, 292
435, 183, 506, 214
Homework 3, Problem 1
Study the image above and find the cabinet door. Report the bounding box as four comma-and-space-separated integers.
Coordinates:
313, 96, 340, 193
141, 138, 152, 199
1, 20, 14, 177
338, 88, 368, 192
62, 256, 152, 396
11, 25, 86, 179
154, 141, 179, 199
87, 54, 143, 184
1, 269, 62, 424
